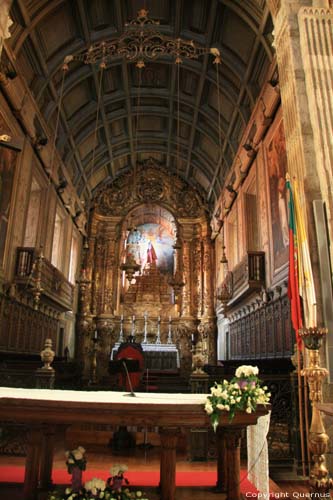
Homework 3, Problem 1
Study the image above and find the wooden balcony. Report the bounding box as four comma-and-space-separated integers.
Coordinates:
14, 247, 74, 312
228, 251, 265, 305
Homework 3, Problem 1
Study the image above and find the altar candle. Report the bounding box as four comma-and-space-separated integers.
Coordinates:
191, 334, 194, 342
169, 315, 171, 323
94, 330, 98, 339
121, 314, 123, 322
158, 315, 161, 322
133, 315, 135, 322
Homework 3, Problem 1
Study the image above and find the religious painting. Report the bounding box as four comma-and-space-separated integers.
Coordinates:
265, 117, 289, 278
0, 139, 17, 268
126, 223, 174, 274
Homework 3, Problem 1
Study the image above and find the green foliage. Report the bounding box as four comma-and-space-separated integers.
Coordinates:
204, 365, 271, 431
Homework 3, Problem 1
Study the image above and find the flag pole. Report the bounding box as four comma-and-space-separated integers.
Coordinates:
296, 346, 306, 477
302, 344, 311, 472
286, 174, 306, 477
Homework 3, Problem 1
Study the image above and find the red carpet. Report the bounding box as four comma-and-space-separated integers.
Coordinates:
0, 466, 258, 494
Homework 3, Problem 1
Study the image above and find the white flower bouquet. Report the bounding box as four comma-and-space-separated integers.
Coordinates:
48, 463, 150, 500
205, 365, 271, 431
65, 446, 87, 473
48, 481, 149, 500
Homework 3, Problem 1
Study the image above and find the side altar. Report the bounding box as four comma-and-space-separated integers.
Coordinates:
0, 387, 270, 500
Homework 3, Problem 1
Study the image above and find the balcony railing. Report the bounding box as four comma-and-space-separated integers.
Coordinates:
229, 251, 265, 304
15, 247, 74, 311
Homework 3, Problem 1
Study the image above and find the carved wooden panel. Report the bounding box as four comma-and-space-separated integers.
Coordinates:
229, 294, 294, 359
0, 294, 58, 354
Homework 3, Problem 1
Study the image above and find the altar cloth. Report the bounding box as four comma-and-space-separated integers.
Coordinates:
0, 387, 207, 405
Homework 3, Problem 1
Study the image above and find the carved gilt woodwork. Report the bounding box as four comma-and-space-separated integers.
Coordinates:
94, 159, 206, 219
79, 158, 215, 379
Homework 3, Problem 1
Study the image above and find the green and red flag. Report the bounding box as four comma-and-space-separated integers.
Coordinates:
286, 176, 303, 349
286, 176, 317, 349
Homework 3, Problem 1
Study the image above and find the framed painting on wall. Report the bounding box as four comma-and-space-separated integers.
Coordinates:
265, 114, 289, 283
0, 118, 18, 270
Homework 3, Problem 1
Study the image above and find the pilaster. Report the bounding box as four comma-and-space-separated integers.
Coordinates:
273, 0, 329, 322
180, 223, 194, 318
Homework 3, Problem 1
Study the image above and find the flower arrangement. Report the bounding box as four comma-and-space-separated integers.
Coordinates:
47, 463, 150, 500
65, 446, 87, 473
107, 464, 129, 492
48, 482, 148, 500
204, 365, 271, 431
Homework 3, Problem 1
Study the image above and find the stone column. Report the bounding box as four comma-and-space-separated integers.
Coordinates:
297, 6, 333, 340
273, 0, 333, 316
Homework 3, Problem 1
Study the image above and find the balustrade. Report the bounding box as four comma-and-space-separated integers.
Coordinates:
14, 247, 74, 312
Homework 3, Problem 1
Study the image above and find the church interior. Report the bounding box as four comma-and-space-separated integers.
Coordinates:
0, 0, 333, 499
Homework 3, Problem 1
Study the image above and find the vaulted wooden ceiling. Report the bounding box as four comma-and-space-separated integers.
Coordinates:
8, 0, 274, 210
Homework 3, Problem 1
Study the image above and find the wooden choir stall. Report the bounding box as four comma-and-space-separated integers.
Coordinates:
0, 387, 269, 500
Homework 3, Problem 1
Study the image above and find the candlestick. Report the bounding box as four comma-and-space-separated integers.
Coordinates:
131, 315, 136, 337
156, 316, 161, 344
118, 315, 124, 343
167, 317, 173, 344
143, 311, 148, 344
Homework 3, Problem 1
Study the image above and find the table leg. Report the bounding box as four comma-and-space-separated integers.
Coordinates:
215, 427, 227, 492
159, 428, 178, 500
23, 428, 42, 500
39, 425, 56, 490
224, 427, 243, 500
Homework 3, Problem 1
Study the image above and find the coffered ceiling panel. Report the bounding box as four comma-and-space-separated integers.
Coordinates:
8, 0, 274, 211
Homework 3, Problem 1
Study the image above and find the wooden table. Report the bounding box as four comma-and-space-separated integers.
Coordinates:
0, 387, 269, 500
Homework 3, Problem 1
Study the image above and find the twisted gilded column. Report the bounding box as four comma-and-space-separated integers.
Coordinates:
102, 235, 116, 315
192, 236, 203, 317
181, 239, 192, 317
202, 236, 214, 318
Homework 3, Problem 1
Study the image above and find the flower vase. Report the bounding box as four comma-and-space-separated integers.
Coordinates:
71, 466, 82, 492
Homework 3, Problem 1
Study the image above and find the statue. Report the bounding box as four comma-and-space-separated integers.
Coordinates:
147, 240, 157, 265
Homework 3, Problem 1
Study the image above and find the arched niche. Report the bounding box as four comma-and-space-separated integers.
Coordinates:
122, 204, 177, 277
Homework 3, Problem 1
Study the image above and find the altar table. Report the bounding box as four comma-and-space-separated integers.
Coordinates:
0, 387, 269, 500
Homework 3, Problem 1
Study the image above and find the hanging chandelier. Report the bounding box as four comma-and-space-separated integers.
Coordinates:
217, 226, 233, 314
120, 254, 141, 283
57, 9, 222, 287
63, 9, 221, 70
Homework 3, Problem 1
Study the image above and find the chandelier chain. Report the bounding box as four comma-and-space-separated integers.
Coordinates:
176, 57, 181, 178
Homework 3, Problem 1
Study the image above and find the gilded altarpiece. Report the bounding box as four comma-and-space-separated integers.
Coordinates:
78, 159, 216, 380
